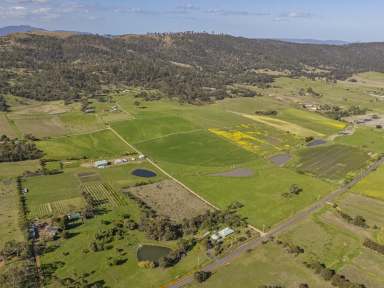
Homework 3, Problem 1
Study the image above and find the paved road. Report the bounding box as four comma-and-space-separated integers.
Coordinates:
164, 157, 384, 288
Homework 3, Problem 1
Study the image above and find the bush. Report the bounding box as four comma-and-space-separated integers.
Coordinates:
194, 271, 211, 283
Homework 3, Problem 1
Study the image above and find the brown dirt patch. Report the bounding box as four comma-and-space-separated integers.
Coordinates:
125, 180, 212, 221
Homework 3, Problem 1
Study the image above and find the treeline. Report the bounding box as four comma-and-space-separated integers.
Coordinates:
305, 261, 365, 288
2, 32, 384, 103
0, 135, 43, 162
363, 238, 384, 255
318, 104, 367, 120
0, 95, 8, 111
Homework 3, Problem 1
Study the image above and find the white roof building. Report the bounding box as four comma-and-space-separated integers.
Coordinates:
94, 160, 108, 168
218, 227, 234, 238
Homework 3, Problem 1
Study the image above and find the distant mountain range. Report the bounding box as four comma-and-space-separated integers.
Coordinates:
0, 26, 354, 45
0, 25, 90, 37
0, 25, 44, 36
279, 38, 350, 45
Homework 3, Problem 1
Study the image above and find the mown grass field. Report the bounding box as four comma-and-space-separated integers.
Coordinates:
295, 144, 370, 180
37, 130, 132, 160
163, 159, 335, 229
112, 115, 201, 144
24, 172, 83, 218
137, 130, 257, 167
351, 164, 384, 201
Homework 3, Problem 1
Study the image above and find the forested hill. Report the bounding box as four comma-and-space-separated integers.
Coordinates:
1, 31, 384, 103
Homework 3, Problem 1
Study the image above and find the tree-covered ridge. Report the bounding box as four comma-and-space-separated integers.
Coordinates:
1, 32, 384, 103
0, 135, 43, 162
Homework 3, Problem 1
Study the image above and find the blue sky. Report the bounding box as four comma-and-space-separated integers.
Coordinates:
0, 0, 383, 41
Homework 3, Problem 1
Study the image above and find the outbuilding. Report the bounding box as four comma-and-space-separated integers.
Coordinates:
94, 160, 108, 169
218, 227, 234, 238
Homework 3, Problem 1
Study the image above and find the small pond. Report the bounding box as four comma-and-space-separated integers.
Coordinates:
307, 139, 327, 147
137, 245, 171, 262
270, 153, 292, 167
132, 169, 157, 178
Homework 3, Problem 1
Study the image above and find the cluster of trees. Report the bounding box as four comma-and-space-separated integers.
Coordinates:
318, 104, 367, 120
305, 261, 365, 288
363, 238, 384, 255
158, 238, 196, 268
194, 271, 212, 283
0, 135, 43, 162
282, 184, 303, 198
0, 260, 38, 288
2, 32, 384, 104
89, 215, 138, 252
0, 95, 8, 111
276, 240, 304, 256
299, 87, 322, 98
337, 211, 368, 228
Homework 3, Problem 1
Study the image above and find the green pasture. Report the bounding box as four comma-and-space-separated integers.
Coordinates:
280, 209, 361, 271
24, 172, 81, 206
162, 159, 334, 229
0, 160, 40, 179
337, 193, 384, 243
112, 116, 200, 144
0, 179, 24, 249
37, 130, 131, 160
137, 130, 257, 167
351, 164, 384, 201
189, 242, 332, 288
335, 126, 384, 153
277, 108, 346, 136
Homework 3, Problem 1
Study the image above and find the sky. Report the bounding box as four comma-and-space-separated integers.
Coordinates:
0, 0, 383, 42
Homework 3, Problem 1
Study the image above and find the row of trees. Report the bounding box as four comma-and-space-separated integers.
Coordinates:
305, 261, 365, 288
0, 135, 43, 162
318, 104, 367, 120
363, 238, 384, 255
337, 211, 368, 228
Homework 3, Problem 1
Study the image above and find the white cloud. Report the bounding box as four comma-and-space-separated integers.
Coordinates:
206, 9, 268, 16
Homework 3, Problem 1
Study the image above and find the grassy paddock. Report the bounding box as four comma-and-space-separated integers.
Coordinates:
112, 115, 200, 144
351, 164, 384, 201
0, 179, 24, 249
37, 130, 132, 160
335, 126, 384, 153
189, 242, 332, 288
